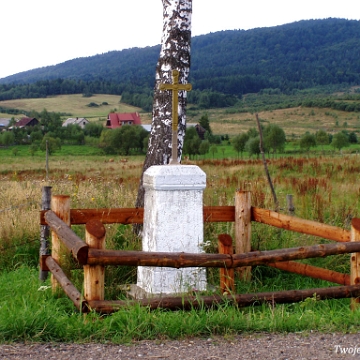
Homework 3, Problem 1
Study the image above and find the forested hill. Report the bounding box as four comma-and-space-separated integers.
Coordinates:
1, 18, 359, 107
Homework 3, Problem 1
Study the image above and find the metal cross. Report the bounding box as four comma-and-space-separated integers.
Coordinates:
159, 69, 192, 164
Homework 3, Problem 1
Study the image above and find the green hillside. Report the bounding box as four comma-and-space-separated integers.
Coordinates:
0, 18, 359, 112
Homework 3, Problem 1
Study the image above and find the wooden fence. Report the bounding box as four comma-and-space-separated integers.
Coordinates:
39, 189, 360, 314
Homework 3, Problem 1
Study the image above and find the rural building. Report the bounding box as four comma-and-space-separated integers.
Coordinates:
195, 124, 207, 139
0, 118, 12, 130
13, 117, 39, 128
187, 123, 207, 139
141, 124, 151, 132
62, 117, 89, 129
106, 112, 142, 129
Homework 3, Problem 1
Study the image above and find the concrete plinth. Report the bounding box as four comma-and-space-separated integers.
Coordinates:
137, 165, 207, 296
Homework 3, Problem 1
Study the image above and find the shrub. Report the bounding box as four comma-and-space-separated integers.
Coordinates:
87, 102, 99, 107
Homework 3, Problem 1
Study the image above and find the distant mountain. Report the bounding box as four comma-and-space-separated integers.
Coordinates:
1, 18, 359, 104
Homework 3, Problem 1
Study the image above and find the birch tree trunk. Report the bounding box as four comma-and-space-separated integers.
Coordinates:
135, 0, 192, 213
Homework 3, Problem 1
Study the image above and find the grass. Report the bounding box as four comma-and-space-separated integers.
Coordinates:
1, 147, 360, 251
1, 142, 360, 342
1, 266, 359, 343
190, 106, 360, 138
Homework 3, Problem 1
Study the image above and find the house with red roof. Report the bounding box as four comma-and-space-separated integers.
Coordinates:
106, 112, 142, 129
13, 117, 39, 128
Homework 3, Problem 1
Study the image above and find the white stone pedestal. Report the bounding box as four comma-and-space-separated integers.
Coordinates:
136, 165, 207, 296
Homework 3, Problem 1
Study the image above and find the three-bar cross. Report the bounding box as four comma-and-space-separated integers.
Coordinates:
159, 69, 192, 164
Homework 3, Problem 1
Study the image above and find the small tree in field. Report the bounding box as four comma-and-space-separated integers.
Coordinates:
99, 126, 148, 155
331, 132, 350, 151
246, 137, 261, 158
0, 131, 15, 146
29, 144, 38, 156
300, 132, 316, 152
40, 136, 61, 155
199, 140, 210, 158
315, 130, 329, 150
209, 145, 218, 159
232, 133, 249, 158
349, 132, 358, 144
220, 147, 226, 158
263, 124, 286, 155
199, 113, 212, 135
183, 127, 201, 159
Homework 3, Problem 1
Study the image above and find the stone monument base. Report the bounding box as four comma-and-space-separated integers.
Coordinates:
136, 164, 208, 296
124, 283, 214, 300
124, 284, 186, 300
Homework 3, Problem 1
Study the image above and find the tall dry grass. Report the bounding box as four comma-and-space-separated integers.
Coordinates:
0, 156, 144, 269
1, 153, 359, 272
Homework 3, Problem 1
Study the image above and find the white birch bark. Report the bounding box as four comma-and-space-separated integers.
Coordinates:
135, 0, 192, 210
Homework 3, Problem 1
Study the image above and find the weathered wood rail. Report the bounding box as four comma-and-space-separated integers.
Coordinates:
40, 206, 350, 242
39, 190, 360, 314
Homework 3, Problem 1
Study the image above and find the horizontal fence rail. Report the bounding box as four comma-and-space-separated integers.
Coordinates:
40, 206, 235, 225
267, 261, 350, 285
87, 284, 360, 313
86, 241, 360, 268
41, 206, 350, 242
42, 210, 360, 270
252, 207, 350, 242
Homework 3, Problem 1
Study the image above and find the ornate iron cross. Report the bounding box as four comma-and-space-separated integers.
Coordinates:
159, 69, 192, 164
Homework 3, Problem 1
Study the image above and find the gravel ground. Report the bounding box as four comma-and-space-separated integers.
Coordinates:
1, 332, 360, 359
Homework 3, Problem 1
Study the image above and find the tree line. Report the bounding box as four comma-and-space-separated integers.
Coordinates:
0, 110, 357, 158
232, 127, 357, 158
183, 116, 358, 160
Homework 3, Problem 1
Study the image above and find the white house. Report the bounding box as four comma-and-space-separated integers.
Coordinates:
62, 117, 89, 129
0, 118, 12, 131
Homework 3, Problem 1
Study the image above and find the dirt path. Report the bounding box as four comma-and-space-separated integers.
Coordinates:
1, 332, 359, 359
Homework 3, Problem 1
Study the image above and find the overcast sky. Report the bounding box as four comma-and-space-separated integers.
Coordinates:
0, 0, 358, 79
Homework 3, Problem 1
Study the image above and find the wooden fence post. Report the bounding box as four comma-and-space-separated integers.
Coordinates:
39, 186, 51, 281
235, 190, 251, 281
84, 220, 106, 302
218, 234, 235, 294
286, 194, 295, 215
350, 218, 360, 310
51, 195, 71, 293
45, 140, 49, 181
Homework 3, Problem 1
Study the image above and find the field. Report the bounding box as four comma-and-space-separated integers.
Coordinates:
1, 147, 360, 341
2, 93, 360, 137
1, 94, 360, 342
0, 94, 151, 123
201, 106, 360, 138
